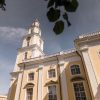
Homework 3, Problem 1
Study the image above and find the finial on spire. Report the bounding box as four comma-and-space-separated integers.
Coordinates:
28, 18, 41, 35
32, 18, 40, 27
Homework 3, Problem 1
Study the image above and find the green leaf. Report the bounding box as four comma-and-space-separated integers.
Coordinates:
0, 0, 6, 11
55, 0, 62, 8
63, 12, 68, 20
67, 20, 71, 27
53, 20, 64, 34
47, 7, 60, 22
64, 0, 78, 12
47, 0, 55, 8
63, 13, 71, 27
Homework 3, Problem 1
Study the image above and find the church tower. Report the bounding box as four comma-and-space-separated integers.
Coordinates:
14, 19, 44, 71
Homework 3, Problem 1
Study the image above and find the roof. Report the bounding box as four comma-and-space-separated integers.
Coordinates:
77, 31, 100, 39
74, 31, 100, 45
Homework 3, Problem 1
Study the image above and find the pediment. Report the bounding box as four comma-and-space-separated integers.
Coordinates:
71, 76, 85, 82
24, 83, 34, 89
45, 80, 58, 86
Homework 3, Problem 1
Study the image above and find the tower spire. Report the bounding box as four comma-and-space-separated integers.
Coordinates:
14, 19, 44, 71
28, 18, 41, 35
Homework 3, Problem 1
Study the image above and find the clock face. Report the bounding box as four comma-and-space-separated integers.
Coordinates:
33, 27, 39, 33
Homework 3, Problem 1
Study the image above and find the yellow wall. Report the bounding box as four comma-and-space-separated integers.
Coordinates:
0, 97, 7, 100
65, 61, 91, 100
88, 45, 100, 84
18, 63, 61, 100
19, 66, 38, 100
42, 64, 61, 100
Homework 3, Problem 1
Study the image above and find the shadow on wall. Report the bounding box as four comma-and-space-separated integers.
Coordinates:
7, 79, 17, 100
43, 93, 48, 100
95, 84, 100, 100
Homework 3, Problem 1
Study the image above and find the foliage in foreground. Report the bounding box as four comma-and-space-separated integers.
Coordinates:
46, 0, 79, 34
0, 0, 6, 11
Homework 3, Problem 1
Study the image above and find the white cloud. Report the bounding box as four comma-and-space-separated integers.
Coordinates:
0, 27, 27, 42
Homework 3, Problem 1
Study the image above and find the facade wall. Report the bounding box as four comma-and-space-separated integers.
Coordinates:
8, 20, 100, 100
12, 58, 92, 100
88, 45, 100, 99
88, 45, 100, 83
65, 61, 91, 100
19, 66, 38, 100
0, 95, 7, 100
16, 49, 32, 64
42, 63, 61, 100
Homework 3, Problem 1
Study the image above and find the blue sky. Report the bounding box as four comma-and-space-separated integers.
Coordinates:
0, 0, 100, 94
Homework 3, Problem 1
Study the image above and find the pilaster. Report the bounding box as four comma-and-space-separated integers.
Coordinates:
37, 65, 43, 100
81, 48, 98, 98
59, 61, 69, 100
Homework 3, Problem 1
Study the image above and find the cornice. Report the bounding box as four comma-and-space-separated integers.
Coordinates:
22, 32, 44, 41
10, 71, 22, 76
18, 48, 77, 67
18, 44, 44, 54
0, 95, 7, 98
75, 31, 100, 46
18, 44, 36, 52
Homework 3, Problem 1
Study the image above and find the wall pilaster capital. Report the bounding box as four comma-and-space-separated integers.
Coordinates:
58, 61, 65, 67
79, 45, 89, 52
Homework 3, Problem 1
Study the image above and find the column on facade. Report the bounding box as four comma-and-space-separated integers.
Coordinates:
59, 62, 69, 100
14, 72, 23, 100
37, 65, 43, 100
81, 48, 98, 97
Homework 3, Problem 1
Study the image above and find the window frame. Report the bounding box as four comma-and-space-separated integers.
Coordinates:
28, 72, 34, 81
24, 52, 28, 60
48, 85, 57, 100
73, 82, 87, 100
26, 88, 33, 100
70, 65, 81, 75
48, 69, 56, 78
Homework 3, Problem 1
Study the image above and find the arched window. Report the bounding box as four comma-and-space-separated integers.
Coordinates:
25, 52, 28, 59
71, 65, 80, 75
24, 83, 34, 100
26, 37, 31, 46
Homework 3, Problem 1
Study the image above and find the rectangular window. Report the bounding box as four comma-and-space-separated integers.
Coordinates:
73, 82, 87, 100
28, 73, 34, 81
48, 69, 56, 78
71, 65, 80, 75
48, 85, 57, 100
26, 88, 33, 100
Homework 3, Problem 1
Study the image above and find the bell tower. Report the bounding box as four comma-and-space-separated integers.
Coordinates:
14, 19, 44, 71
